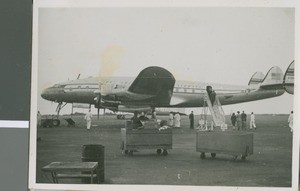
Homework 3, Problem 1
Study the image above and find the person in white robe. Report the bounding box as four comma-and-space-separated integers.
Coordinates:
288, 111, 293, 132
174, 112, 181, 128
250, 112, 256, 130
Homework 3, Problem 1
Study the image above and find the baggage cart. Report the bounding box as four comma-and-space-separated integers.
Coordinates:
196, 131, 253, 160
121, 120, 172, 156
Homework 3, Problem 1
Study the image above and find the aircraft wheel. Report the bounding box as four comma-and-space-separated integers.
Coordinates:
211, 153, 216, 158
200, 152, 206, 159
122, 115, 125, 119
233, 155, 238, 160
241, 155, 247, 160
52, 119, 60, 127
124, 150, 129, 155
162, 149, 168, 156
156, 149, 162, 155
129, 150, 134, 156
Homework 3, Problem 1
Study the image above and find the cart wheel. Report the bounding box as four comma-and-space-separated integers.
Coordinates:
162, 150, 168, 156
129, 150, 133, 156
156, 149, 162, 155
211, 153, 216, 158
124, 150, 129, 155
200, 152, 206, 159
241, 155, 246, 160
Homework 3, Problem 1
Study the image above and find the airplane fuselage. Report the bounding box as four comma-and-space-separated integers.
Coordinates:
41, 76, 285, 111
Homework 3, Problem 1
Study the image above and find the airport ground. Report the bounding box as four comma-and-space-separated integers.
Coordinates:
36, 114, 292, 187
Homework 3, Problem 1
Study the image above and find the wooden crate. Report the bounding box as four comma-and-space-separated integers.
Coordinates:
196, 131, 253, 160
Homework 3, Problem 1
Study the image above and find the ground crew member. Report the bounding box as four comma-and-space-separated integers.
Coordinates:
189, 111, 194, 129
174, 112, 181, 128
231, 113, 236, 129
241, 111, 247, 130
85, 109, 93, 130
236, 111, 242, 130
169, 112, 174, 126
250, 112, 256, 130
132, 111, 143, 129
210, 90, 216, 105
288, 111, 293, 132
152, 110, 157, 119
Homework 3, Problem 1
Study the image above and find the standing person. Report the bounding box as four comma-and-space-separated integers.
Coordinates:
151, 109, 157, 119
241, 111, 247, 130
37, 111, 42, 128
288, 111, 293, 132
85, 109, 93, 130
131, 111, 143, 129
210, 90, 216, 105
174, 112, 181, 128
169, 112, 174, 126
236, 111, 242, 131
231, 113, 237, 129
189, 111, 194, 129
250, 112, 256, 130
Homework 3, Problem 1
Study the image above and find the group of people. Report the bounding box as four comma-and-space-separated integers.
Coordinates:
169, 112, 182, 128
83, 109, 294, 132
230, 111, 256, 131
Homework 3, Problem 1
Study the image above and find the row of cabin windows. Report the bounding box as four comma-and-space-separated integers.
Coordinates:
173, 88, 205, 93
175, 85, 202, 88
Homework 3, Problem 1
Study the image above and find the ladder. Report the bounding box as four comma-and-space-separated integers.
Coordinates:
204, 93, 226, 127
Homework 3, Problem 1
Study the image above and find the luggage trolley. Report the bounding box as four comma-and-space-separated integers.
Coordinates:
196, 131, 253, 160
121, 120, 172, 156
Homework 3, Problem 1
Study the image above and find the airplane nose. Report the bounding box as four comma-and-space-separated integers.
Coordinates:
41, 88, 50, 100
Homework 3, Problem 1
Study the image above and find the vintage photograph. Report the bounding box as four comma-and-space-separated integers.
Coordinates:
29, 2, 297, 190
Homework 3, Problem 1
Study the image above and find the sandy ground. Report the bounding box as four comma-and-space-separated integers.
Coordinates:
36, 114, 292, 187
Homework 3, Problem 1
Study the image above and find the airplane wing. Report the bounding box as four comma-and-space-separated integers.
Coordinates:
127, 66, 176, 105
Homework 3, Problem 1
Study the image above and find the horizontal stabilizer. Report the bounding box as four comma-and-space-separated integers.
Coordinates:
248, 72, 265, 87
260, 66, 283, 88
283, 60, 294, 94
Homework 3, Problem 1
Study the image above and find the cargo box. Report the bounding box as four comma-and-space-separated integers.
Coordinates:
196, 131, 253, 160
121, 127, 172, 156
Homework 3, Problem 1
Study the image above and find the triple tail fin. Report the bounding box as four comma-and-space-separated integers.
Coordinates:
248, 72, 265, 87
283, 60, 294, 94
260, 66, 284, 88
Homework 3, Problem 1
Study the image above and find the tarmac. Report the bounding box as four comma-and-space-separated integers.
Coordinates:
36, 114, 292, 187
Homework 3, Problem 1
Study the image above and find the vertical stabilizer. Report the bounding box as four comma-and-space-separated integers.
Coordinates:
283, 61, 294, 94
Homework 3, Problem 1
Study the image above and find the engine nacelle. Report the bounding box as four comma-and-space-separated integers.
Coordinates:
118, 105, 152, 112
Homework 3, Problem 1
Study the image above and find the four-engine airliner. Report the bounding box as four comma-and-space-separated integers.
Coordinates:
41, 61, 294, 118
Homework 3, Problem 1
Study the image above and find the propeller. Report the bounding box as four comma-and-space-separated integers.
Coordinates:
96, 45, 124, 119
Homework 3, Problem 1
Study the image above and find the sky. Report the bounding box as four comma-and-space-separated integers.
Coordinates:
37, 7, 295, 115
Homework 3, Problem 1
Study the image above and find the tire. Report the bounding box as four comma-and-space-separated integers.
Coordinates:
241, 155, 246, 160
162, 150, 168, 156
52, 119, 60, 127
129, 150, 133, 156
211, 153, 216, 158
124, 150, 128, 155
156, 149, 162, 155
200, 152, 206, 159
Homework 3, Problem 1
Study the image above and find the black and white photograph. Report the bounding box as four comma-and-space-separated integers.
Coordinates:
29, 1, 298, 190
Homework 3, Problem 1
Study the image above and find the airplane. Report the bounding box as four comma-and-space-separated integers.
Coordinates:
41, 61, 294, 126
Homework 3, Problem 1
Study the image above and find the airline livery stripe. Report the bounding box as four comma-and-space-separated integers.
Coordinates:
0, 120, 29, 128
